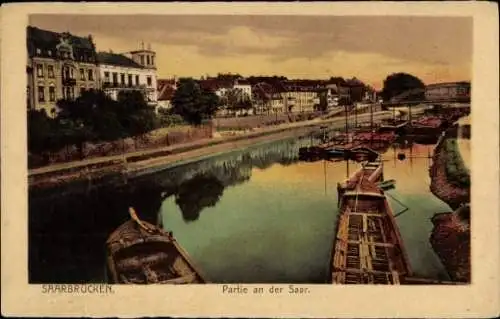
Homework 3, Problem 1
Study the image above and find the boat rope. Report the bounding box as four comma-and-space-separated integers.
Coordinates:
384, 193, 409, 217
129, 207, 155, 233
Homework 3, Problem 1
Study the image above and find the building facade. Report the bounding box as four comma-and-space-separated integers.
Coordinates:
282, 81, 322, 113
157, 78, 177, 110
97, 48, 158, 105
233, 79, 253, 101
252, 82, 285, 114
27, 26, 100, 115
425, 82, 471, 102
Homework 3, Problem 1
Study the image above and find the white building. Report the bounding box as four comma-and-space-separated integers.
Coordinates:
233, 79, 252, 101
97, 47, 157, 105
157, 78, 177, 110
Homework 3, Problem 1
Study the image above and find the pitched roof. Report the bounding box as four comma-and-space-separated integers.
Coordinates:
97, 52, 144, 68
158, 86, 176, 101
157, 79, 177, 88
426, 81, 471, 88
27, 26, 96, 58
252, 82, 284, 100
198, 79, 233, 91
234, 79, 251, 85
283, 79, 324, 92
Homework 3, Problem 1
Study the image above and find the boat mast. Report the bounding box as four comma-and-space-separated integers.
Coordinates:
345, 104, 349, 139
346, 158, 350, 179
324, 160, 327, 195
408, 104, 412, 126
370, 103, 374, 132
354, 104, 358, 129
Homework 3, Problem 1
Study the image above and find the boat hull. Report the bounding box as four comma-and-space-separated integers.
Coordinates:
331, 159, 412, 284
106, 218, 207, 284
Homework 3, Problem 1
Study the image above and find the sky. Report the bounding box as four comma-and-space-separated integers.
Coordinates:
29, 15, 472, 90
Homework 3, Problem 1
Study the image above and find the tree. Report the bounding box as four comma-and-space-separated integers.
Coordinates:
215, 73, 242, 82
381, 73, 426, 101
117, 90, 157, 137
171, 78, 221, 125
316, 90, 328, 112
223, 89, 253, 115
329, 77, 347, 86
175, 173, 225, 222
27, 109, 55, 153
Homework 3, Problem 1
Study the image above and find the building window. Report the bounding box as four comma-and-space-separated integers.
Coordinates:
104, 71, 110, 82
140, 55, 144, 65
36, 65, 44, 77
80, 68, 85, 80
70, 68, 74, 79
65, 87, 74, 100
88, 69, 94, 81
63, 66, 71, 80
48, 65, 54, 78
38, 86, 45, 102
120, 73, 125, 84
151, 56, 155, 65
49, 87, 56, 102
80, 87, 86, 96
147, 76, 152, 87
112, 72, 118, 85
135, 75, 140, 85
128, 74, 133, 87
48, 50, 52, 56
147, 55, 150, 65
36, 48, 41, 55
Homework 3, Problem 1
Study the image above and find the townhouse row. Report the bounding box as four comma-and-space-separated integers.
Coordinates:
156, 76, 378, 116
27, 26, 158, 116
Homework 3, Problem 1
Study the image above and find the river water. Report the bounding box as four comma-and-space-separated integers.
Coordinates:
29, 134, 461, 284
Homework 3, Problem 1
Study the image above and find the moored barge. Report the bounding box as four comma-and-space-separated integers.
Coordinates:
331, 158, 413, 284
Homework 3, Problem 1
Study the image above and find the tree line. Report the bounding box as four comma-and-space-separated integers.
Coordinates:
28, 73, 428, 155
28, 90, 185, 155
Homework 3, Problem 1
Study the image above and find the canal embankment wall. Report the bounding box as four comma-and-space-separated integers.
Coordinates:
214, 110, 324, 130
28, 110, 343, 170
429, 205, 471, 283
29, 111, 394, 191
28, 124, 214, 169
428, 121, 471, 283
429, 125, 470, 210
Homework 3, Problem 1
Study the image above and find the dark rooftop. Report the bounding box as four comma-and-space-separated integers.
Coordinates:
27, 26, 94, 51
97, 52, 144, 68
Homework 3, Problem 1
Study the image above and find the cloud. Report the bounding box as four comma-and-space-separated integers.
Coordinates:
29, 14, 472, 88
148, 44, 470, 88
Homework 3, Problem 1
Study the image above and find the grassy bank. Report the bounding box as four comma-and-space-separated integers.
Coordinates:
443, 139, 470, 188
429, 134, 470, 210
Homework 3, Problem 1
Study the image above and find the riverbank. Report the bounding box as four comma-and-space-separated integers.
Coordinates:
29, 111, 393, 190
428, 126, 471, 283
429, 205, 471, 283
429, 130, 470, 210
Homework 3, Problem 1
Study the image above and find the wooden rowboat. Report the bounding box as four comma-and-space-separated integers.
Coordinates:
106, 208, 207, 284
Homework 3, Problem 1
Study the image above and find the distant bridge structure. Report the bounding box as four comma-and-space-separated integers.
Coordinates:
382, 86, 471, 107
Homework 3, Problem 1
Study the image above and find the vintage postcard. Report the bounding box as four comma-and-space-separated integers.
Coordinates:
1, 2, 499, 318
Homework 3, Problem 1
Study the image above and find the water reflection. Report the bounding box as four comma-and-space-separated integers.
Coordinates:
28, 137, 315, 283
175, 173, 226, 222
29, 132, 458, 284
